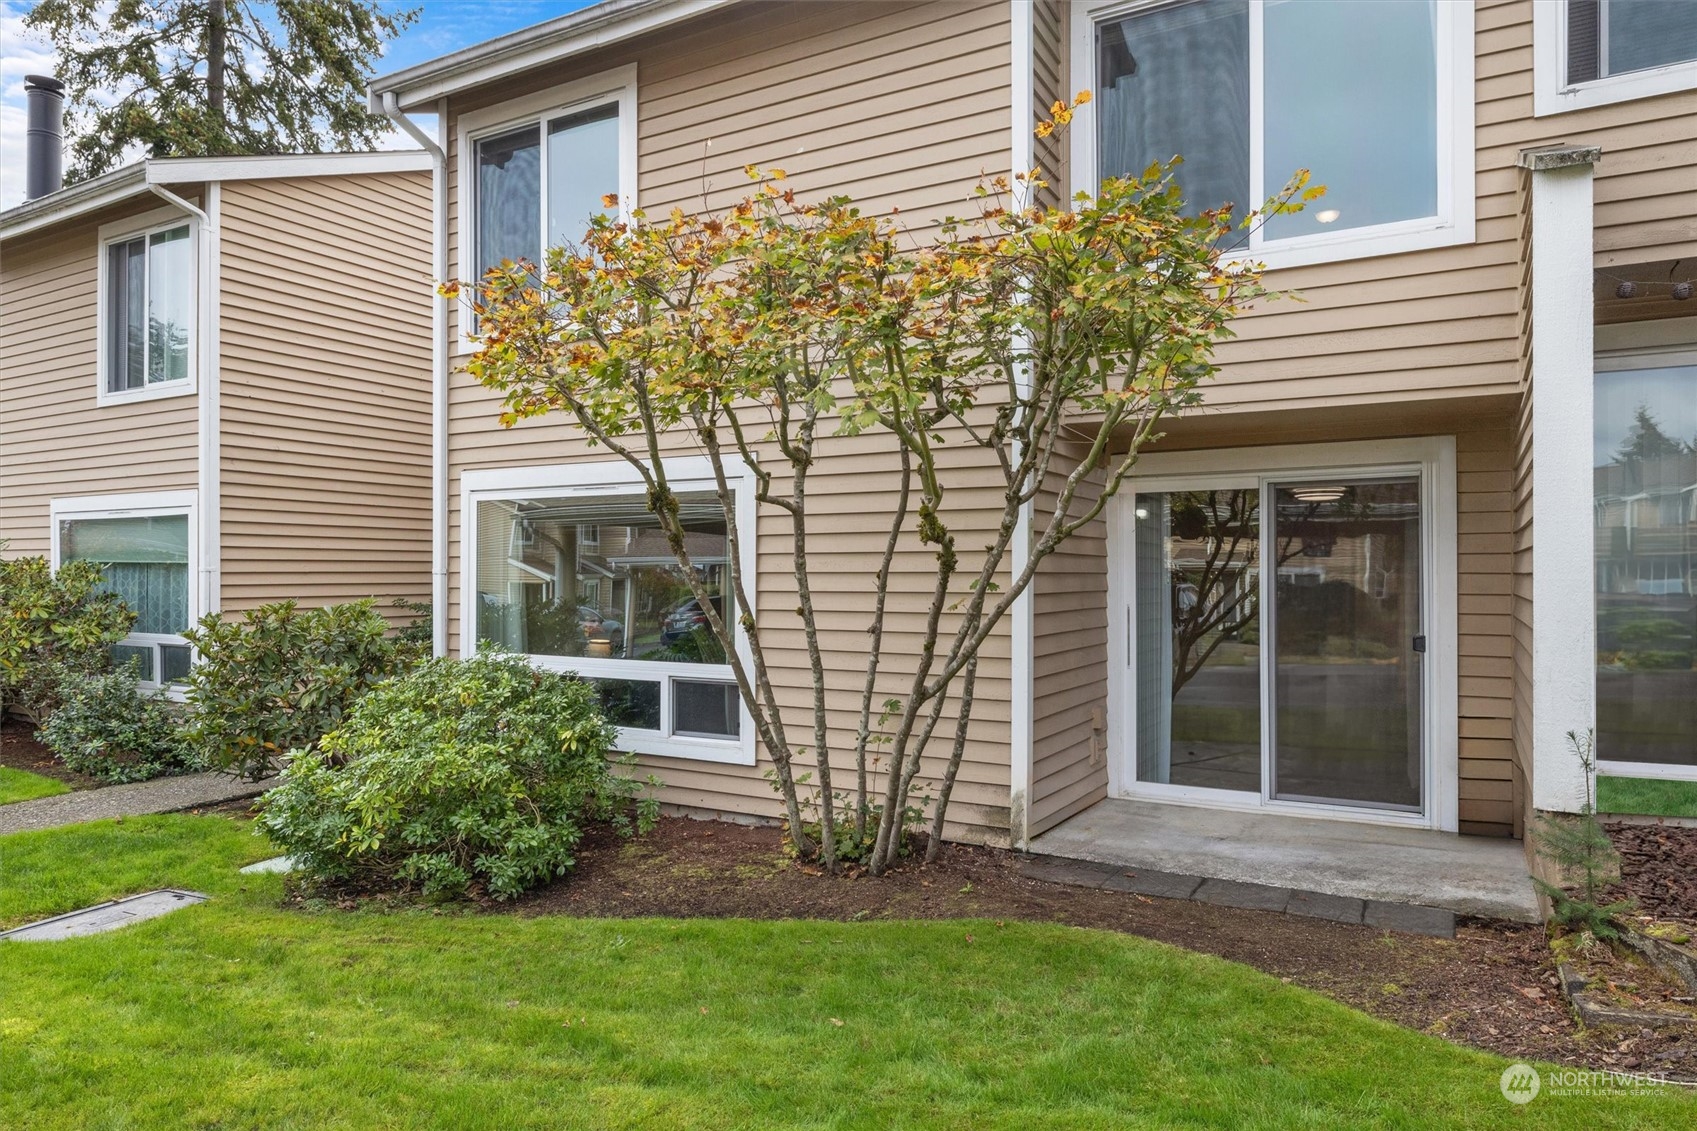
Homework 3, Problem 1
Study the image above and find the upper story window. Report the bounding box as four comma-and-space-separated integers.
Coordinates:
99, 211, 197, 404
1536, 0, 1697, 115
464, 67, 634, 288
1072, 0, 1475, 270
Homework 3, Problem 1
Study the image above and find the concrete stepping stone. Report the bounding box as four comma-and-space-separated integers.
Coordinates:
239, 856, 297, 874
0, 889, 208, 941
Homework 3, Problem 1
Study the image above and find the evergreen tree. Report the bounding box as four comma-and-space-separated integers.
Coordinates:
1615, 403, 1690, 466
25, 0, 417, 182
1532, 730, 1637, 940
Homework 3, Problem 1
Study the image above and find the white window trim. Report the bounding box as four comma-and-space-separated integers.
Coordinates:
95, 204, 201, 407
1104, 437, 1459, 831
1593, 318, 1697, 782
1533, 0, 1697, 117
461, 457, 757, 766
1068, 0, 1476, 272
49, 490, 200, 694
453, 63, 638, 355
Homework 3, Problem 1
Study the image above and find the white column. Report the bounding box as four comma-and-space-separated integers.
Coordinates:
1520, 145, 1601, 814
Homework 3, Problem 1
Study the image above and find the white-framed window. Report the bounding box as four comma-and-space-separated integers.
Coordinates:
50, 491, 199, 690
96, 205, 199, 405
455, 65, 637, 345
1591, 318, 1697, 781
1534, 0, 1697, 116
462, 458, 755, 766
1069, 0, 1476, 270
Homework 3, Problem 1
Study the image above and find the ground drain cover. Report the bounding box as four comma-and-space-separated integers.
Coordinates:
0, 890, 208, 942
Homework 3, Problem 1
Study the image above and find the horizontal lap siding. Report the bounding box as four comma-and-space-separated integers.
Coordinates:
1029, 441, 1108, 837
444, 0, 1016, 843
0, 196, 204, 555
216, 173, 432, 616
1457, 424, 1518, 836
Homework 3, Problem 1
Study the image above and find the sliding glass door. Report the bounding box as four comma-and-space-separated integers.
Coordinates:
1128, 471, 1428, 819
1268, 479, 1423, 811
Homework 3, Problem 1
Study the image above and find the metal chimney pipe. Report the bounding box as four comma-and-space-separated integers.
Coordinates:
24, 75, 66, 202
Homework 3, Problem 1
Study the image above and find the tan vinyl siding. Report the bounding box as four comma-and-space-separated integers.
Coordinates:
443, 0, 1016, 841
1456, 423, 1518, 836
0, 195, 205, 555
1031, 0, 1068, 210
1029, 445, 1108, 836
215, 172, 432, 615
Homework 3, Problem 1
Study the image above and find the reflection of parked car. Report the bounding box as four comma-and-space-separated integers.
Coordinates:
579, 606, 624, 652
661, 595, 722, 644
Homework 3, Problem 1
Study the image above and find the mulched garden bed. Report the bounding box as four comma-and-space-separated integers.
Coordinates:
1610, 822, 1697, 926
453, 815, 1690, 1080
0, 719, 99, 790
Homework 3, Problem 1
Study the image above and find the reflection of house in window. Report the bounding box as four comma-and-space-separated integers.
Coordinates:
476, 493, 729, 662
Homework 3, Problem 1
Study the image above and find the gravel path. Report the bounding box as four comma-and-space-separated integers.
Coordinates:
0, 772, 272, 835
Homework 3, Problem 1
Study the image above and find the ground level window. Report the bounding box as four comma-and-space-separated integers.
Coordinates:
1593, 354, 1697, 770
471, 482, 746, 758
57, 510, 193, 685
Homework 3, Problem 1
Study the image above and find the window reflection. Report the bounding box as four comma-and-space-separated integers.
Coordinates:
1594, 363, 1697, 767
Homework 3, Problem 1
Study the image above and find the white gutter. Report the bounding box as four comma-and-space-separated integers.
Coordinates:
149, 182, 221, 622
381, 91, 451, 658
1007, 0, 1036, 850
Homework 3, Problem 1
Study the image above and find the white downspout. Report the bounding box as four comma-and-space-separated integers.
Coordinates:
382, 91, 450, 659
1007, 0, 1036, 849
148, 180, 219, 622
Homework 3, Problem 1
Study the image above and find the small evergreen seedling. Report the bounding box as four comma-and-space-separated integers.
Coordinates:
1532, 730, 1636, 940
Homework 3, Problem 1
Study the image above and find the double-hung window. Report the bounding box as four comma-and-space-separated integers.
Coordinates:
463, 66, 635, 291
1536, 0, 1697, 115
1072, 0, 1475, 269
465, 460, 754, 765
52, 493, 198, 689
99, 211, 197, 403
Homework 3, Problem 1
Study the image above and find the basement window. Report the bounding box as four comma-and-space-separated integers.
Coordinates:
466, 462, 753, 765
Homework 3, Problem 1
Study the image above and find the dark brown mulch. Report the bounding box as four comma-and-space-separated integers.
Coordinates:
1610, 822, 1697, 926
496, 815, 1697, 1079
0, 719, 99, 790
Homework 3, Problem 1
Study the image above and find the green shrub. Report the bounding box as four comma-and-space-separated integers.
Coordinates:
257, 650, 654, 900
38, 664, 201, 783
0, 553, 136, 726
183, 600, 408, 781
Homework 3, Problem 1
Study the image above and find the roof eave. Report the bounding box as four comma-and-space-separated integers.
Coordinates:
1, 151, 433, 241
367, 0, 733, 112
0, 164, 150, 241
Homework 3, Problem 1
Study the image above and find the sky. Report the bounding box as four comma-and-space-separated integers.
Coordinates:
0, 0, 594, 210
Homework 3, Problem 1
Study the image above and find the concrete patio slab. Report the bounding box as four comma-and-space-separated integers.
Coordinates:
1029, 797, 1539, 922
0, 890, 208, 941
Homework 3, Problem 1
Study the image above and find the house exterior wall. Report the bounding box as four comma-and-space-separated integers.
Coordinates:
440, 0, 1020, 841
1025, 0, 1697, 839
0, 192, 206, 554
215, 171, 433, 615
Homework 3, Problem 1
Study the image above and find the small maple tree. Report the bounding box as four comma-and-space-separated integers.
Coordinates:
458, 97, 1318, 871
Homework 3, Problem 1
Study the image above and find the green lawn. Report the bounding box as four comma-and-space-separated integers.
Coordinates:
0, 816, 1688, 1129
1597, 775, 1697, 819
0, 764, 70, 805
